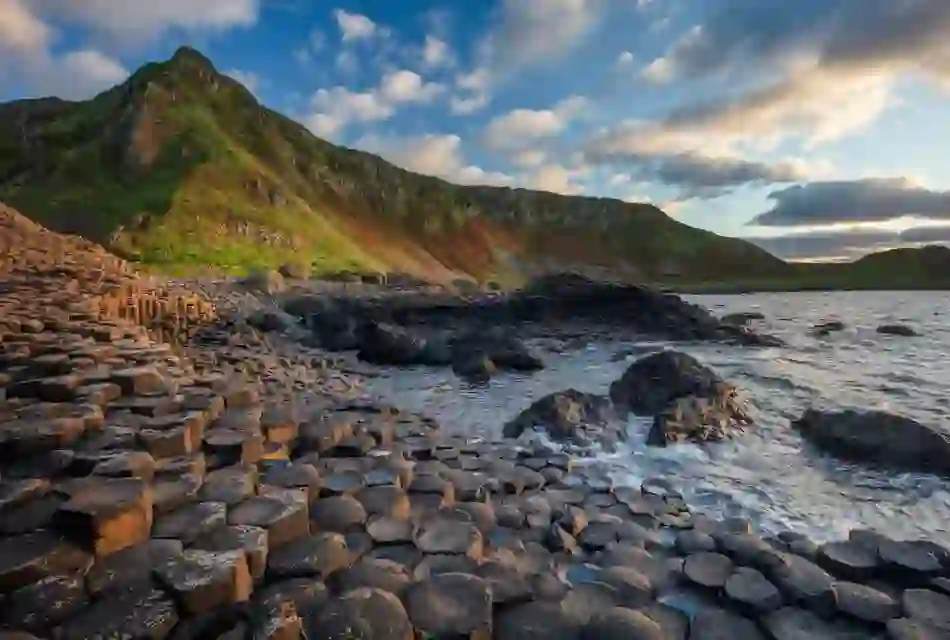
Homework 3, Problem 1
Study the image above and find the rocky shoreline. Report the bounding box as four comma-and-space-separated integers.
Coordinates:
2, 218, 950, 637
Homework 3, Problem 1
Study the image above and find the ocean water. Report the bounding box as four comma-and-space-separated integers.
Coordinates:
364, 291, 950, 545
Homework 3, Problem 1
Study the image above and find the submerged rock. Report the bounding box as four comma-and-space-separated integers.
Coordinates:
793, 408, 950, 475
811, 320, 846, 336
721, 312, 765, 326
876, 323, 918, 337
503, 390, 620, 450
609, 351, 752, 446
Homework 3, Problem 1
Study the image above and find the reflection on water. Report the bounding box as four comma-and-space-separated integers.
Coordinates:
365, 291, 950, 545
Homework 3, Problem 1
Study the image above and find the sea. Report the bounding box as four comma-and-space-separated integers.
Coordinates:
364, 291, 950, 546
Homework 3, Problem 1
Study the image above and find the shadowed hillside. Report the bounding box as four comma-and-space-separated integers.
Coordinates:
0, 46, 791, 283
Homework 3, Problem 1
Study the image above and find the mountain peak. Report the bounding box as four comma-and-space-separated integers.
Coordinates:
168, 46, 216, 72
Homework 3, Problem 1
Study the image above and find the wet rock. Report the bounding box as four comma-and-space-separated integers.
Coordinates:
85, 539, 182, 595
414, 516, 484, 559
762, 606, 870, 639
53, 583, 179, 640
768, 553, 838, 615
246, 600, 302, 640
333, 557, 412, 596
452, 353, 496, 382
321, 470, 366, 495
266, 532, 350, 580
55, 477, 153, 557
683, 552, 733, 590
597, 566, 654, 608
502, 390, 620, 449
310, 495, 368, 533
494, 601, 581, 640
609, 351, 751, 446
404, 572, 492, 638
817, 540, 880, 581
793, 408, 950, 475
724, 567, 784, 615
835, 581, 900, 624
676, 530, 717, 554
561, 581, 621, 625
721, 311, 765, 326
887, 617, 946, 640
193, 525, 269, 582
452, 328, 544, 372
0, 574, 88, 634
877, 324, 918, 337
812, 320, 846, 336
878, 540, 945, 583
254, 577, 328, 620
901, 589, 950, 631
689, 606, 765, 639
304, 587, 413, 640
356, 322, 428, 366
153, 501, 227, 544
228, 490, 309, 549
356, 485, 411, 520
154, 549, 252, 615
581, 607, 664, 640
476, 554, 534, 604
262, 463, 321, 501
367, 515, 415, 544
641, 602, 689, 640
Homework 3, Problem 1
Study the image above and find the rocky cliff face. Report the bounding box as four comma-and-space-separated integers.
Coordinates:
0, 47, 791, 284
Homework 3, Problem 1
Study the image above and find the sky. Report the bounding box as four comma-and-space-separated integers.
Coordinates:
3, 0, 950, 261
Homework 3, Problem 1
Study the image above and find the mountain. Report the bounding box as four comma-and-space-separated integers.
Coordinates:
0, 46, 791, 284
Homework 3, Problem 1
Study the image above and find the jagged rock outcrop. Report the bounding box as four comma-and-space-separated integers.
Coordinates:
610, 350, 753, 446
502, 390, 620, 450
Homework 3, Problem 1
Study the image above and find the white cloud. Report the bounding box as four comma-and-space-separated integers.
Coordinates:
483, 95, 588, 150
378, 70, 443, 104
511, 149, 548, 168
224, 68, 259, 93
0, 0, 52, 53
333, 8, 376, 41
34, 0, 259, 37
449, 67, 492, 115
355, 133, 514, 186
305, 69, 445, 138
422, 35, 452, 68
485, 0, 607, 73
616, 51, 635, 67
520, 163, 587, 195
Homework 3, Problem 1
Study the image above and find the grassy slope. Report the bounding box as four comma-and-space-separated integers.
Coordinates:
0, 46, 797, 283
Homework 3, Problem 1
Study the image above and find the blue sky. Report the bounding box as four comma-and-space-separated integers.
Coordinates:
3, 0, 950, 260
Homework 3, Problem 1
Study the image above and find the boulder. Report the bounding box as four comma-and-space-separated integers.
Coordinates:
452, 328, 544, 372
503, 389, 620, 449
356, 322, 428, 366
877, 323, 918, 336
240, 270, 285, 295
609, 351, 752, 446
721, 312, 765, 326
793, 408, 950, 475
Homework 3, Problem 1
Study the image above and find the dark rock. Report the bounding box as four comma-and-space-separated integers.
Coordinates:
198, 464, 257, 505
367, 515, 414, 544
877, 324, 918, 337
266, 532, 350, 580
228, 490, 310, 549
85, 539, 182, 595
0, 532, 90, 594
887, 617, 946, 639
356, 485, 411, 520
609, 351, 751, 446
817, 540, 879, 581
724, 567, 784, 615
254, 578, 328, 617
641, 602, 689, 640
793, 408, 950, 475
597, 566, 654, 608
689, 606, 766, 639
154, 549, 252, 615
834, 581, 900, 623
581, 607, 664, 640
452, 353, 496, 382
1, 574, 88, 634
494, 601, 582, 640
878, 540, 945, 582
721, 312, 765, 325
310, 495, 368, 533
192, 525, 269, 582
762, 606, 870, 639
561, 582, 621, 625
356, 322, 428, 366
53, 583, 179, 640
414, 517, 484, 559
303, 587, 413, 640
452, 328, 544, 372
152, 501, 227, 545
333, 557, 411, 596
811, 321, 846, 336
676, 530, 716, 554
768, 553, 838, 615
901, 589, 950, 631
502, 390, 620, 449
54, 477, 153, 558
404, 572, 492, 637
683, 552, 733, 589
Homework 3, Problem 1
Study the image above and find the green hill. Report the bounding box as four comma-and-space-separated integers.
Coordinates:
0, 46, 791, 284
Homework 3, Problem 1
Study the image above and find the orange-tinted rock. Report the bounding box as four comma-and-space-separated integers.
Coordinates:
55, 477, 153, 557
229, 490, 310, 549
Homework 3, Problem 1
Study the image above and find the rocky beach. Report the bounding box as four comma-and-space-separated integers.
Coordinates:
0, 208, 948, 639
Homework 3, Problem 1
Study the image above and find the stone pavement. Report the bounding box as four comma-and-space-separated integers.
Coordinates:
2, 204, 950, 639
